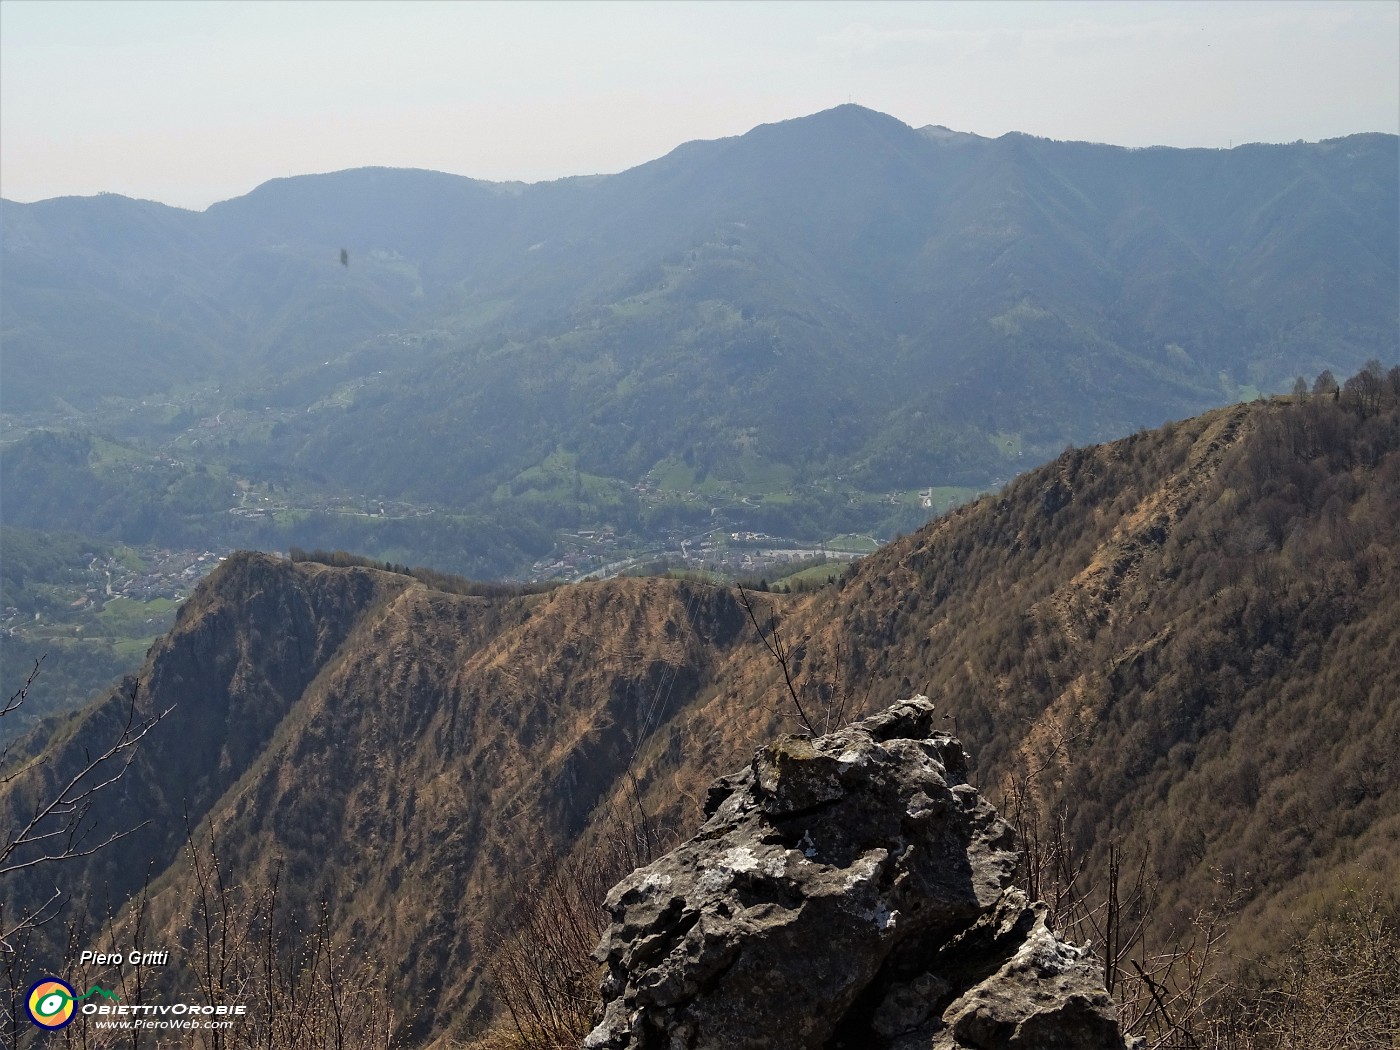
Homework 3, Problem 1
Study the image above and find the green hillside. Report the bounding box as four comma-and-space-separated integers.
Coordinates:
3, 108, 1395, 572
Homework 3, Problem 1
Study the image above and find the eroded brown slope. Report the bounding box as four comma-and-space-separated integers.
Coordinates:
171, 574, 748, 1036
5, 372, 1397, 1046
3, 562, 751, 1044
648, 381, 1400, 962
1, 555, 413, 955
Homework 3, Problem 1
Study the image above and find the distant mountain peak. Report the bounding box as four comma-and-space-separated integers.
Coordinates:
742, 102, 916, 139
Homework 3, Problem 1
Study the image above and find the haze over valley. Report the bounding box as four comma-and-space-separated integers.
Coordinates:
4, 106, 1395, 576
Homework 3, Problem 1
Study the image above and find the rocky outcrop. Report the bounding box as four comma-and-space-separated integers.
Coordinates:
586, 696, 1127, 1049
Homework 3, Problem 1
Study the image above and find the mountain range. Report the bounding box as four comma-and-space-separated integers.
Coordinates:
4, 374, 1397, 1046
3, 106, 1396, 576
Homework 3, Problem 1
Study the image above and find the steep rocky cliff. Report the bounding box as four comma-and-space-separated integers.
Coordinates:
0, 554, 413, 949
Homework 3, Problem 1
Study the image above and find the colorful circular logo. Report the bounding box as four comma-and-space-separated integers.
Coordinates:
26, 977, 78, 1030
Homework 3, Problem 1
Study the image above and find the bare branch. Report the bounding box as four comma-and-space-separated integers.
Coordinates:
2, 656, 43, 718
0, 657, 46, 785
0, 885, 63, 957
1, 684, 172, 875
1, 673, 173, 952
736, 583, 816, 734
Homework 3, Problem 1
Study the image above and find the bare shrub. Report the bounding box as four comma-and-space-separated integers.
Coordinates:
473, 805, 671, 1050
1218, 884, 1400, 1050
998, 747, 1242, 1049
169, 819, 404, 1050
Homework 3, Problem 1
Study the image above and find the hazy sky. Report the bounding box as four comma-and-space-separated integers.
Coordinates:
2, 0, 1396, 210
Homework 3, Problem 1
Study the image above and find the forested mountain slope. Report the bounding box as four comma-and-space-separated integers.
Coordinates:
3, 369, 1397, 1045
750, 365, 1400, 957
5, 107, 1395, 509
1, 558, 751, 1043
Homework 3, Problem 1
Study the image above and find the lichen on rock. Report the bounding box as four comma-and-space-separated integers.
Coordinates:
586, 695, 1128, 1049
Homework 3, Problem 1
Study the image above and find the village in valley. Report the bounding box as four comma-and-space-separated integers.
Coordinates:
527, 527, 873, 584
2, 546, 226, 651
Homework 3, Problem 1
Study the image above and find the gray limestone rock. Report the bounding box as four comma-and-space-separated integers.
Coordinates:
585, 696, 1128, 1050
